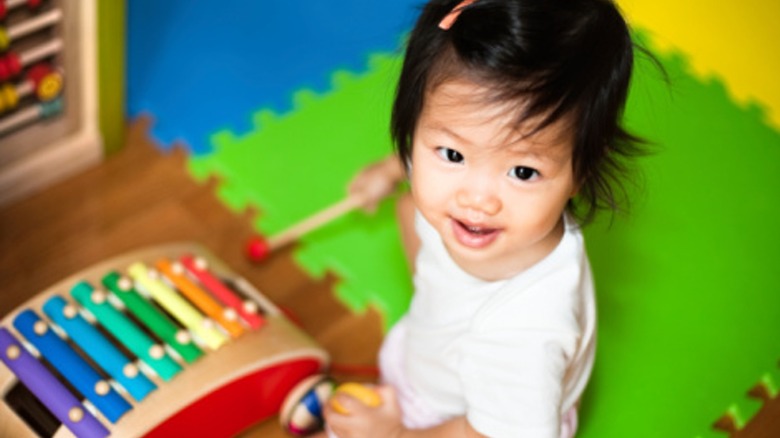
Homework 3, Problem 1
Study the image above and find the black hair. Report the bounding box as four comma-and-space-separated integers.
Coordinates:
391, 0, 648, 223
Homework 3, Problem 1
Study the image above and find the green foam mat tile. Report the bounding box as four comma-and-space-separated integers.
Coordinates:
579, 34, 780, 438
694, 431, 728, 438
767, 365, 780, 398
188, 53, 412, 329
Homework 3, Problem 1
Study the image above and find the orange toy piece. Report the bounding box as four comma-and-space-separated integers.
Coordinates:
330, 383, 382, 415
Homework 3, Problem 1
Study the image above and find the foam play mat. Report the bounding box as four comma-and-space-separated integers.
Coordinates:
128, 1, 780, 436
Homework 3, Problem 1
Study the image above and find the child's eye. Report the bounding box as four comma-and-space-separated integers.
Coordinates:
508, 166, 539, 181
436, 147, 464, 164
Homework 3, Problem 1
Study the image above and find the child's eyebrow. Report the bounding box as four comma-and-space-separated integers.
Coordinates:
506, 141, 572, 165
426, 123, 473, 145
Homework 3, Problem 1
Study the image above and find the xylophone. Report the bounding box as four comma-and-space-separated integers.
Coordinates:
0, 243, 329, 438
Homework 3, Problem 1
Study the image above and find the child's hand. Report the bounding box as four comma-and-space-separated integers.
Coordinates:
324, 384, 405, 438
348, 156, 405, 213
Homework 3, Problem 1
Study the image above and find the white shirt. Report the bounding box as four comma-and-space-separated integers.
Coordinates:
396, 211, 596, 437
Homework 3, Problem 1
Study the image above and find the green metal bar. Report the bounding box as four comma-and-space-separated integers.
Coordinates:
102, 271, 202, 364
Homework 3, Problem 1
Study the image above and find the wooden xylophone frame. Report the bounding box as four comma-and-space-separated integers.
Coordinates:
0, 242, 329, 438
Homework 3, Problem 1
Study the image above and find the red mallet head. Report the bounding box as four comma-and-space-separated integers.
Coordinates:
245, 235, 271, 262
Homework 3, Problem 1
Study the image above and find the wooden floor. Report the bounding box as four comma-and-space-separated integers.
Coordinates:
0, 117, 383, 437
1, 118, 778, 437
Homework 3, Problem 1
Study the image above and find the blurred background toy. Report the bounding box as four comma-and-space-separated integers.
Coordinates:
0, 0, 124, 206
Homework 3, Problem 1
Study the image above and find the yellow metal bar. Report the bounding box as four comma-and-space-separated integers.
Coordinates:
128, 263, 227, 350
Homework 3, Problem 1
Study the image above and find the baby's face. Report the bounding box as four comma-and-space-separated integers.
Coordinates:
411, 79, 578, 280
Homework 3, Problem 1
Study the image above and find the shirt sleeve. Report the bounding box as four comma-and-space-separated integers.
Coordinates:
459, 284, 581, 438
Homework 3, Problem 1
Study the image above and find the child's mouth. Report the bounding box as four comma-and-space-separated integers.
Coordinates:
451, 219, 501, 248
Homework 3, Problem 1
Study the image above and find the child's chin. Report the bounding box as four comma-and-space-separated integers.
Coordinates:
444, 241, 500, 270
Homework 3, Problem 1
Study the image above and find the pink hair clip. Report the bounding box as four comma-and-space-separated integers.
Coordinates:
438, 0, 479, 30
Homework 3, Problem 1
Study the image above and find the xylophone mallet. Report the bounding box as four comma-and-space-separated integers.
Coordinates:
245, 194, 367, 262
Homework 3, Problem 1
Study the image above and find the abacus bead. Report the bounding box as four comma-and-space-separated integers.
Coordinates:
0, 85, 7, 112
40, 98, 63, 118
29, 65, 63, 101
1, 84, 18, 111
7, 53, 21, 78
0, 59, 8, 81
0, 28, 9, 52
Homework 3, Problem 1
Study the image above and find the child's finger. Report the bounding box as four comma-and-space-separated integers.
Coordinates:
375, 384, 396, 400
373, 385, 404, 417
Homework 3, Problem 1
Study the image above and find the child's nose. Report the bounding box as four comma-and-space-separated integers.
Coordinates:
455, 182, 502, 216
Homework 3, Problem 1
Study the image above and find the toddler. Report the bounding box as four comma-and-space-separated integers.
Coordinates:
323, 0, 641, 436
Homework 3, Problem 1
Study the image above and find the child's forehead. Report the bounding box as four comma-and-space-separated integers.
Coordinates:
422, 79, 575, 152
426, 78, 498, 107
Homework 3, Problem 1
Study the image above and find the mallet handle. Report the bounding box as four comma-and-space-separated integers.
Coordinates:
267, 195, 365, 250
